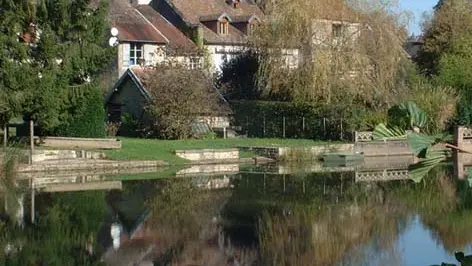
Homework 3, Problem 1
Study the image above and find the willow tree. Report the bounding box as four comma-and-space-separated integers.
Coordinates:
251, 0, 411, 109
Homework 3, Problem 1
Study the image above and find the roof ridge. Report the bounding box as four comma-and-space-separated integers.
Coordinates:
134, 8, 170, 43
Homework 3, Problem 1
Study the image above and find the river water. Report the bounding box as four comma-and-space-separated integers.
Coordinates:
2, 160, 472, 265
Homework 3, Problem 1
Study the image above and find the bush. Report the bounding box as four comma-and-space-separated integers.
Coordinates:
57, 87, 106, 138
408, 82, 459, 133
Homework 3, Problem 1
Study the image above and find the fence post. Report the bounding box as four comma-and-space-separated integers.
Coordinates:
302, 116, 305, 136
323, 118, 326, 139
283, 116, 286, 138
263, 113, 266, 138
246, 116, 249, 136
340, 118, 343, 140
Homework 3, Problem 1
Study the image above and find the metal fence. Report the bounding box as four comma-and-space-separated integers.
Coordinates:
235, 115, 353, 141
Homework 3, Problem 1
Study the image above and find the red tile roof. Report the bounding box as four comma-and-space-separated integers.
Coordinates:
108, 0, 168, 43
136, 5, 197, 49
166, 0, 264, 25
163, 0, 263, 44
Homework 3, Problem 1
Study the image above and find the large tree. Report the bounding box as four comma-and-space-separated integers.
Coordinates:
0, 0, 113, 135
250, 0, 411, 109
416, 0, 472, 125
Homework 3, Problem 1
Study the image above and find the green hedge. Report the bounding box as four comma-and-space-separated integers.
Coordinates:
57, 87, 106, 138
231, 101, 386, 141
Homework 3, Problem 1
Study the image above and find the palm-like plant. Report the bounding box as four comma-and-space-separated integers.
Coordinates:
373, 101, 470, 183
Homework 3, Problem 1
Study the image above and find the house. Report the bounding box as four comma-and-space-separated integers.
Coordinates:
149, 0, 264, 72
104, 66, 231, 133
404, 35, 424, 60
311, 0, 361, 49
108, 0, 202, 77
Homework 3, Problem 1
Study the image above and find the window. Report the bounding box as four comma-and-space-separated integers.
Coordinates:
248, 22, 257, 36
129, 42, 143, 65
332, 24, 343, 38
218, 21, 229, 35
189, 57, 203, 69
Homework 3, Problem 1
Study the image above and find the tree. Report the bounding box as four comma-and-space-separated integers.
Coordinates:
250, 0, 411, 109
218, 51, 261, 101
0, 0, 113, 136
417, 0, 472, 125
143, 64, 223, 139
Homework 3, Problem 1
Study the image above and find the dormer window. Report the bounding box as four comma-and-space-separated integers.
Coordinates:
218, 20, 229, 35
232, 0, 240, 8
248, 22, 257, 36
332, 23, 344, 38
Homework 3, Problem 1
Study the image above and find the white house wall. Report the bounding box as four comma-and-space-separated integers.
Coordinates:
312, 19, 360, 46
206, 45, 246, 73
117, 42, 166, 76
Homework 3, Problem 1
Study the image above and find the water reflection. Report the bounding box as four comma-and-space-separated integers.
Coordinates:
3, 155, 472, 265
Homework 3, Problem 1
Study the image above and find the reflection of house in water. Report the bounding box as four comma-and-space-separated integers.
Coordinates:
97, 175, 237, 265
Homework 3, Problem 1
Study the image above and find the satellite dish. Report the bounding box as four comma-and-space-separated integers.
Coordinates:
110, 27, 119, 37
108, 36, 119, 47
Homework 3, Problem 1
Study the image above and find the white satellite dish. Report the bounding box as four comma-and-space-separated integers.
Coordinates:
108, 36, 119, 47
110, 27, 119, 37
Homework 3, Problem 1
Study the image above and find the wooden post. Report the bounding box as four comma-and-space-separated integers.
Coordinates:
455, 126, 464, 147
302, 117, 305, 135
340, 118, 343, 140
283, 174, 286, 192
282, 116, 286, 138
263, 113, 266, 137
31, 179, 35, 224
29, 120, 34, 165
3, 123, 7, 150
323, 118, 327, 139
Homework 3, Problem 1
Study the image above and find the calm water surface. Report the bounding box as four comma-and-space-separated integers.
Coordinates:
2, 163, 472, 266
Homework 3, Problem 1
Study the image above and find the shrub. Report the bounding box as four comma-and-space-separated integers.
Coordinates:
408, 82, 459, 133
57, 87, 106, 138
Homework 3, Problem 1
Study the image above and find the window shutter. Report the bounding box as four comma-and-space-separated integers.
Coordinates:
122, 43, 130, 67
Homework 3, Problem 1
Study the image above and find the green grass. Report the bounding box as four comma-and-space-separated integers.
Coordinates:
104, 137, 334, 164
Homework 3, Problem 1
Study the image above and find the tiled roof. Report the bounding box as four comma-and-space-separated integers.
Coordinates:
108, 0, 167, 43
136, 5, 197, 49
317, 0, 360, 23
165, 0, 264, 25
164, 0, 263, 45
202, 23, 247, 45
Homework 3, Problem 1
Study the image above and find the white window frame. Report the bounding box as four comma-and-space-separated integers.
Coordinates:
218, 21, 229, 35
189, 57, 203, 70
129, 42, 143, 65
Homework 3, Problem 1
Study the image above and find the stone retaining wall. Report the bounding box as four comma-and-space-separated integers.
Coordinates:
354, 140, 412, 157
175, 149, 239, 161
32, 150, 107, 163
36, 136, 121, 149
238, 144, 354, 160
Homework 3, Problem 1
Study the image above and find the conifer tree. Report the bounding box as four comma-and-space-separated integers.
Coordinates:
0, 0, 113, 135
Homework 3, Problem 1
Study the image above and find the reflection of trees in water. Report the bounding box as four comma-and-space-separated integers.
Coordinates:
257, 201, 408, 266
221, 172, 410, 266
1, 191, 106, 265
145, 179, 254, 266
394, 166, 472, 253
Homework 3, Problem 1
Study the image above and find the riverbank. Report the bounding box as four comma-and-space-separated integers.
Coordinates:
103, 137, 338, 165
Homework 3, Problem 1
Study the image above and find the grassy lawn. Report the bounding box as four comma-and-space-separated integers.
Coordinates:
104, 137, 336, 164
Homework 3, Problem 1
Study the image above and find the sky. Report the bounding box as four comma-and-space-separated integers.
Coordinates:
398, 0, 437, 35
